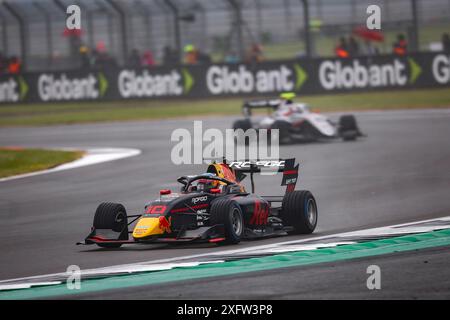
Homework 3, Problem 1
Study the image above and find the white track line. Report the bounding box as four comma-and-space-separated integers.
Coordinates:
0, 147, 141, 182
1, 215, 449, 290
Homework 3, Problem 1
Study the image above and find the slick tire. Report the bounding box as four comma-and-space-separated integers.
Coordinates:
232, 119, 252, 131
210, 199, 244, 245
271, 120, 292, 144
281, 191, 318, 234
93, 202, 128, 248
339, 115, 359, 141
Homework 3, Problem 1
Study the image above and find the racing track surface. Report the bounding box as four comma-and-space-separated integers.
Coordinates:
67, 245, 450, 300
1, 109, 450, 297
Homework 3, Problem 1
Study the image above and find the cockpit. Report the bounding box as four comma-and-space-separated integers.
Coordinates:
178, 173, 243, 195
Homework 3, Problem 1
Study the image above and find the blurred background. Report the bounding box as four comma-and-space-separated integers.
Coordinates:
0, 0, 449, 73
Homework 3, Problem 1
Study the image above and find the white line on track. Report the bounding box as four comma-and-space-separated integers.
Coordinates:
0, 147, 142, 182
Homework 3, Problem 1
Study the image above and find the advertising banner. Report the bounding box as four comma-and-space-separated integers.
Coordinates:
0, 52, 449, 104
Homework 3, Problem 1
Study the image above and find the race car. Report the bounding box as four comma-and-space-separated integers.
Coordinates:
232, 93, 364, 144
77, 158, 318, 248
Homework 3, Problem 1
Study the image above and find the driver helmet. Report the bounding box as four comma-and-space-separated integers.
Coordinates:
277, 92, 297, 116
280, 92, 296, 104
197, 178, 219, 192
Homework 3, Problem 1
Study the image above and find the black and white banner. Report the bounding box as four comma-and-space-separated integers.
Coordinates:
1, 52, 449, 104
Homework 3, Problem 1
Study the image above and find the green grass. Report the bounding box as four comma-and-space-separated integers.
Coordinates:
0, 148, 84, 178
302, 88, 450, 112
0, 87, 449, 127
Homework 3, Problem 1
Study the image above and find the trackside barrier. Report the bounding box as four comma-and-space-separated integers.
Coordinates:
0, 52, 449, 104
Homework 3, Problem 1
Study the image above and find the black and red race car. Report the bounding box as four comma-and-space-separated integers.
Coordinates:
77, 158, 318, 248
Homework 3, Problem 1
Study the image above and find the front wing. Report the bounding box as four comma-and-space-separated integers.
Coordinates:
77, 225, 226, 246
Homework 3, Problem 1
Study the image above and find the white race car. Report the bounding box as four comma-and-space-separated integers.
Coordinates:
232, 96, 364, 144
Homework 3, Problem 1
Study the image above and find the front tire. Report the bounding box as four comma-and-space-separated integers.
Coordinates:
93, 202, 128, 248
232, 119, 252, 131
271, 120, 292, 144
210, 199, 244, 245
281, 191, 317, 234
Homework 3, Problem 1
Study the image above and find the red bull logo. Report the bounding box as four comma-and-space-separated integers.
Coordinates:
159, 216, 172, 233
249, 200, 269, 226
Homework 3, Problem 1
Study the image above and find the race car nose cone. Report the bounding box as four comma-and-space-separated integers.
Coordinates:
132, 217, 166, 239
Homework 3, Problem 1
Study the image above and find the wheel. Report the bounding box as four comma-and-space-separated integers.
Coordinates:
232, 119, 252, 131
281, 191, 317, 234
339, 115, 359, 141
93, 202, 128, 248
271, 120, 292, 144
209, 199, 244, 245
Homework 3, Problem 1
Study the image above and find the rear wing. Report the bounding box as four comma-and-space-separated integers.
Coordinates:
227, 158, 299, 194
243, 99, 281, 117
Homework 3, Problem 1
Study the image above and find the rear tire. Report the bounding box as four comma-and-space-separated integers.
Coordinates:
339, 115, 359, 141
93, 202, 128, 248
232, 119, 252, 131
210, 199, 244, 245
281, 191, 317, 234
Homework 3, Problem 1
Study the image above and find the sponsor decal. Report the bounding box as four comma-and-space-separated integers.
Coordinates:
170, 203, 209, 213
285, 177, 297, 185
159, 216, 172, 233
0, 78, 19, 102
182, 68, 194, 93
192, 195, 208, 204
18, 76, 29, 100
133, 226, 148, 235
293, 63, 308, 90
206, 65, 294, 95
38, 73, 100, 101
145, 205, 167, 214
97, 72, 109, 97
319, 59, 408, 90
249, 200, 269, 226
229, 160, 285, 169
118, 69, 183, 98
0, 76, 28, 103
432, 54, 450, 84
196, 214, 205, 226
408, 58, 422, 84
